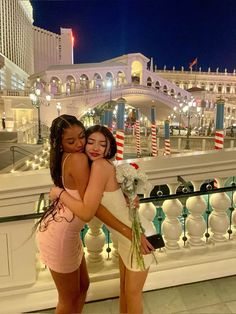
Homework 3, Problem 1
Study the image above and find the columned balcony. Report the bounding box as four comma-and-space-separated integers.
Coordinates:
0, 149, 235, 313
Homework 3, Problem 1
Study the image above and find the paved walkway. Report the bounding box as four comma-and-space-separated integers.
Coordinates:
25, 276, 236, 314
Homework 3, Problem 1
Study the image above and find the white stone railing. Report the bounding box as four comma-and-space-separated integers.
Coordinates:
0, 148, 236, 313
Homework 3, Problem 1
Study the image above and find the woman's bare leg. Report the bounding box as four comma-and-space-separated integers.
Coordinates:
119, 256, 127, 314
125, 268, 149, 314
75, 255, 90, 312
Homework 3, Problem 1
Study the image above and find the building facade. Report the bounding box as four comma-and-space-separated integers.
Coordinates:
157, 68, 236, 127
0, 0, 34, 75
33, 27, 74, 73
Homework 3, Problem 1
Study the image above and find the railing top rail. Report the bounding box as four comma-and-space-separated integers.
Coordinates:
0, 185, 235, 224
10, 145, 37, 157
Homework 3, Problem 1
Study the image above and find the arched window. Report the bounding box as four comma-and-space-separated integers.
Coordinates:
155, 81, 160, 90
79, 74, 89, 89
147, 77, 152, 87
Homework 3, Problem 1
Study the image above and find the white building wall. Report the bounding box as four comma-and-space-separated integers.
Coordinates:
0, 0, 34, 75
60, 28, 74, 65
33, 26, 60, 73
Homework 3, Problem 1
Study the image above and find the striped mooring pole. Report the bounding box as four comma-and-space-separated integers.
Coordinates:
116, 98, 125, 160
135, 108, 141, 157
214, 98, 225, 188
164, 120, 171, 155
151, 107, 157, 156
105, 109, 113, 133
214, 99, 225, 150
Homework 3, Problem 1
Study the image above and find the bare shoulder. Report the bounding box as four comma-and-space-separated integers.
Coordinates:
69, 152, 88, 164
92, 158, 112, 171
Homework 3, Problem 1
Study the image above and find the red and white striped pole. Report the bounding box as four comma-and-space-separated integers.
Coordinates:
214, 99, 225, 150
164, 120, 171, 155
151, 107, 157, 156
214, 99, 225, 188
116, 98, 125, 160
135, 108, 141, 157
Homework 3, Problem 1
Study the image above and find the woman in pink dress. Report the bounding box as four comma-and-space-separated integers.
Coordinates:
36, 115, 152, 314
50, 125, 155, 314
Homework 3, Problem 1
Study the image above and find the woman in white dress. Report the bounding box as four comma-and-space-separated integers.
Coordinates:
50, 125, 154, 314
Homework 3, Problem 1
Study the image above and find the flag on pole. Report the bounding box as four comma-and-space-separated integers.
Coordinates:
189, 57, 198, 69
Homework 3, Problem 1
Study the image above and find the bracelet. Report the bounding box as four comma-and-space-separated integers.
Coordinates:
58, 189, 65, 200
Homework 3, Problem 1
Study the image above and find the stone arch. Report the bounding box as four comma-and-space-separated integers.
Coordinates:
66, 75, 76, 94
131, 60, 142, 85
155, 81, 161, 90
93, 73, 103, 89
105, 72, 114, 88
163, 85, 168, 94
147, 77, 152, 87
170, 88, 175, 97
117, 71, 126, 86
34, 78, 46, 93
50, 76, 62, 94
79, 74, 89, 89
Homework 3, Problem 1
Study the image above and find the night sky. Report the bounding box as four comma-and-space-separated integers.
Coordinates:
30, 0, 236, 72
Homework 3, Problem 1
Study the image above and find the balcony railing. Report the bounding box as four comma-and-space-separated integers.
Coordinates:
0, 148, 236, 313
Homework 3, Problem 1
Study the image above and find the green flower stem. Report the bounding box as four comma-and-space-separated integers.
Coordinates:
128, 196, 145, 271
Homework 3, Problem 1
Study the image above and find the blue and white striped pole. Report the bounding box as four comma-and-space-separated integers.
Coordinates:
164, 120, 171, 155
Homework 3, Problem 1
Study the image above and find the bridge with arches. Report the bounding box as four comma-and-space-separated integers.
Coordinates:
28, 53, 191, 127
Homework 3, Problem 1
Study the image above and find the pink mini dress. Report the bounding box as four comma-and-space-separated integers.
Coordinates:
36, 154, 86, 273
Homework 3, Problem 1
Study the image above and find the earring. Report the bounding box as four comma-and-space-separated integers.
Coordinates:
60, 146, 63, 152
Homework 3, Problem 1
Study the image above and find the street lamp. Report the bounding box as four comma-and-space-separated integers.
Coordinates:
29, 88, 51, 144
106, 80, 112, 107
183, 98, 196, 149
56, 102, 62, 116
173, 101, 183, 135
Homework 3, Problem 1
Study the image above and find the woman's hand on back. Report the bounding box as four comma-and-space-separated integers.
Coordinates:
49, 186, 63, 201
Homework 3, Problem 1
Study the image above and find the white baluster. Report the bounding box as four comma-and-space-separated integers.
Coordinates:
162, 183, 183, 250
139, 202, 157, 235
84, 217, 106, 265
209, 178, 231, 242
110, 231, 119, 261
231, 190, 236, 236
186, 180, 207, 246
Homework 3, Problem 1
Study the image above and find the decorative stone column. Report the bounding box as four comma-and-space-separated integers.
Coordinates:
186, 180, 207, 246
84, 217, 106, 265
209, 178, 231, 242
162, 183, 183, 250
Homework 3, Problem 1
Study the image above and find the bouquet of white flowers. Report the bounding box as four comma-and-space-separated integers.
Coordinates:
116, 162, 148, 270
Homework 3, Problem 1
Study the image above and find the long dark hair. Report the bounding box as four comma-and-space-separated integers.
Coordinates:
49, 114, 85, 187
86, 125, 117, 159
33, 115, 85, 233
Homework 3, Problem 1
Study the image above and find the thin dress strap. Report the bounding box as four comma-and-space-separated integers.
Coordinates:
62, 153, 71, 187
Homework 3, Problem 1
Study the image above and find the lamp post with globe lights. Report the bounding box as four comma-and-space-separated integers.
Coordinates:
29, 87, 51, 144
56, 102, 62, 116
173, 100, 184, 135
183, 98, 197, 149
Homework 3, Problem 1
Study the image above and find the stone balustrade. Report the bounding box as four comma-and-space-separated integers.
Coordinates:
0, 148, 236, 313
